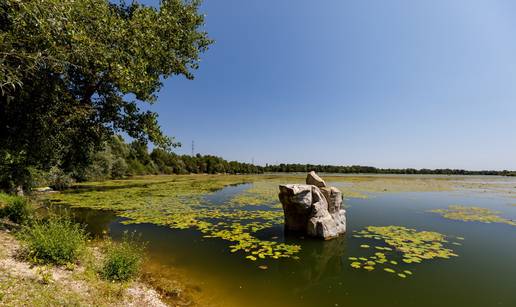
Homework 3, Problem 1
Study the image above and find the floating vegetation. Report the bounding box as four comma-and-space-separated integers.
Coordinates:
431, 205, 516, 226
350, 262, 361, 269
48, 175, 302, 261
384, 268, 395, 273
349, 226, 459, 278
228, 181, 283, 208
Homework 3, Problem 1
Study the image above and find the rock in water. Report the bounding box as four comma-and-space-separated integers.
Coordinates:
278, 172, 346, 240
306, 171, 327, 188
279, 184, 313, 232
320, 186, 342, 213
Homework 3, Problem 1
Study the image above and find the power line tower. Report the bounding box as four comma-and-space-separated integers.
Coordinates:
191, 140, 195, 156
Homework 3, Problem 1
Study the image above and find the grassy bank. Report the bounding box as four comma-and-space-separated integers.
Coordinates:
0, 229, 165, 306
0, 192, 172, 306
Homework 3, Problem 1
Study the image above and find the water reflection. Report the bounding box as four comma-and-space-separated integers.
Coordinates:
295, 237, 347, 285
50, 184, 516, 307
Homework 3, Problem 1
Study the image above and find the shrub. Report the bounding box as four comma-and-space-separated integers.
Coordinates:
0, 192, 18, 209
126, 159, 147, 176
100, 232, 145, 282
111, 157, 128, 179
0, 196, 33, 224
19, 215, 87, 265
47, 166, 74, 190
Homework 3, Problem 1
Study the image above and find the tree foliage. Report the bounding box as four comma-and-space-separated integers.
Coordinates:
83, 135, 263, 180
263, 163, 515, 176
0, 0, 212, 190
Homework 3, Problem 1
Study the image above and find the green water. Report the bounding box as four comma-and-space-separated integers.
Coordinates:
67, 183, 516, 307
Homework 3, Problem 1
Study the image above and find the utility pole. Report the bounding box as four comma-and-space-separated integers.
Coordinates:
252, 157, 254, 165
191, 140, 195, 156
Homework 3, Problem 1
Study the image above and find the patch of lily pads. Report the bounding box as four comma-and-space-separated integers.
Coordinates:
431, 205, 516, 226
349, 226, 461, 278
49, 175, 302, 261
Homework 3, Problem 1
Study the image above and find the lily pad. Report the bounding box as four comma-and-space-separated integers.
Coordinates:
348, 225, 459, 277
384, 268, 395, 273
431, 205, 516, 226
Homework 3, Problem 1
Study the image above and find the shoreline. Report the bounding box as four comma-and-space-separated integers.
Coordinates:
0, 225, 170, 306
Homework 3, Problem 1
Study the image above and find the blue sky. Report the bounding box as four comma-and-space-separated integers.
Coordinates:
138, 0, 516, 170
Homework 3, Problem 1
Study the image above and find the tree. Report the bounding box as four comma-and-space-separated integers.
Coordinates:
0, 0, 212, 192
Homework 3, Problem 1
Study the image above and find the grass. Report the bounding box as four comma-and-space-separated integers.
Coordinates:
0, 196, 33, 224
0, 230, 164, 306
18, 215, 87, 265
0, 192, 18, 207
0, 267, 88, 306
100, 232, 146, 282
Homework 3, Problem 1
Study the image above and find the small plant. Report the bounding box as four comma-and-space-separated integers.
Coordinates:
100, 232, 145, 282
64, 262, 76, 271
0, 196, 33, 224
19, 215, 87, 265
36, 265, 54, 284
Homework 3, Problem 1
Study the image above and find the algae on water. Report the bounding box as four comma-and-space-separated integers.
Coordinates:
49, 175, 301, 261
349, 226, 460, 278
431, 205, 516, 226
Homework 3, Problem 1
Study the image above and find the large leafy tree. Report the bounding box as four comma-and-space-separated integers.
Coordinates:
0, 0, 212, 191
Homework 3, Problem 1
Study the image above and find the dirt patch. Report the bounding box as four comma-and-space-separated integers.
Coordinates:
0, 230, 168, 306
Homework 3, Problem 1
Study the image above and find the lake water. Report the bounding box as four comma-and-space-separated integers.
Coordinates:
64, 181, 516, 307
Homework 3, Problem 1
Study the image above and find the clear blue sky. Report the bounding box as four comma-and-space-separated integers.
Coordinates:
138, 0, 516, 170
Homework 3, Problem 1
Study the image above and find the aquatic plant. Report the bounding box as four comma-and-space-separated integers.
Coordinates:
49, 175, 302, 261
349, 226, 460, 278
228, 181, 283, 208
431, 205, 516, 226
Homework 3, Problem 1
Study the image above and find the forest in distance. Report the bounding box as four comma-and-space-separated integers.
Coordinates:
75, 136, 516, 182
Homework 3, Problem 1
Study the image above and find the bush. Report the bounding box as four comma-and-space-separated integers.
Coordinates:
0, 196, 33, 224
19, 215, 87, 265
126, 159, 147, 176
100, 232, 145, 281
111, 157, 128, 179
47, 166, 75, 190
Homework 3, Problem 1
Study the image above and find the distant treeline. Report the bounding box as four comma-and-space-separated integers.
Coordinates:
83, 136, 515, 181
262, 164, 516, 176
80, 136, 262, 181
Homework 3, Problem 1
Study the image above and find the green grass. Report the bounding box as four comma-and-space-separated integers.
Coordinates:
0, 192, 18, 207
0, 267, 88, 306
100, 232, 146, 281
18, 215, 87, 265
0, 196, 33, 224
0, 232, 149, 306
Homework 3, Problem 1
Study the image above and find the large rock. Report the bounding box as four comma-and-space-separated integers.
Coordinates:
320, 186, 342, 213
279, 172, 346, 240
306, 171, 326, 188
279, 184, 313, 232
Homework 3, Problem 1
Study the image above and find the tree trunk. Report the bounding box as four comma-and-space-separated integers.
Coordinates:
15, 185, 24, 196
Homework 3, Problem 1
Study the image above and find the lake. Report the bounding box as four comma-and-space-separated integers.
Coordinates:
49, 175, 516, 306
